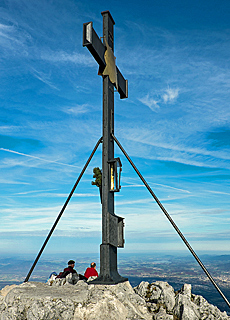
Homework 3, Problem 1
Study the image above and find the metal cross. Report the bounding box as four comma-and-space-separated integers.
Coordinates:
83, 11, 128, 284
24, 11, 230, 309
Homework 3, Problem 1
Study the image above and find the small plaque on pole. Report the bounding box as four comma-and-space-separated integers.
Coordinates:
109, 212, 125, 248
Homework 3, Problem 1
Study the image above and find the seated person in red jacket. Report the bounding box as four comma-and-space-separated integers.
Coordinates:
84, 262, 98, 279
57, 260, 78, 278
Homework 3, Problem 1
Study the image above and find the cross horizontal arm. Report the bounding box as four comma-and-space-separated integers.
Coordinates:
83, 22, 106, 69
116, 66, 128, 99
83, 21, 128, 99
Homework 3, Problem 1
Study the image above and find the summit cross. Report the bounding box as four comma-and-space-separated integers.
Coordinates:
83, 10, 128, 284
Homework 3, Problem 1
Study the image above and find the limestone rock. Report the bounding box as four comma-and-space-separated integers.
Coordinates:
193, 294, 230, 320
153, 306, 174, 319
134, 280, 175, 312
173, 283, 200, 320
0, 280, 151, 320
134, 281, 230, 320
47, 272, 79, 286
74, 281, 151, 320
0, 279, 229, 320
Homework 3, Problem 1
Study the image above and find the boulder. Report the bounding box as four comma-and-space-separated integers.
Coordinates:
135, 280, 175, 312
0, 280, 151, 320
173, 284, 200, 320
47, 272, 79, 286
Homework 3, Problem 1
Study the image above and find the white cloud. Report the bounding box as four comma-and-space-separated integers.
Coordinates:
0, 22, 31, 57
0, 178, 30, 185
138, 87, 179, 112
0, 23, 14, 39
0, 126, 21, 134
40, 50, 93, 66
31, 68, 59, 90
64, 104, 90, 115
0, 148, 80, 169
162, 88, 179, 103
0, 202, 102, 232
138, 94, 160, 111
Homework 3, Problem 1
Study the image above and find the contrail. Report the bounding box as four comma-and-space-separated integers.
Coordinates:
0, 148, 79, 168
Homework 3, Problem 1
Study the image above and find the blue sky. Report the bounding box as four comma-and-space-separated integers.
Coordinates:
1, 0, 230, 257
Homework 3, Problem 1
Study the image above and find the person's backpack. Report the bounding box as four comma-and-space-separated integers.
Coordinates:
47, 272, 58, 282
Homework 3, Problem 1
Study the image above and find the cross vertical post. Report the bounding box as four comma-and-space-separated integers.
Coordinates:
83, 10, 128, 284
99, 11, 124, 284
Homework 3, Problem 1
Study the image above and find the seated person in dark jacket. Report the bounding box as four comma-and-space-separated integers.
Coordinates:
57, 260, 78, 278
84, 262, 98, 279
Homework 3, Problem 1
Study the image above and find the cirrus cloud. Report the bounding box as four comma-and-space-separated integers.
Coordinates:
162, 88, 179, 103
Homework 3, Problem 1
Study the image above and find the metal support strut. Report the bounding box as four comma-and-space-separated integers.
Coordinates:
112, 133, 230, 309
24, 137, 103, 283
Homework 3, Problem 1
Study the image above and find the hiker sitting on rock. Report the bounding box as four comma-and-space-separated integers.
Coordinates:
47, 260, 79, 286
84, 262, 98, 280
57, 260, 78, 279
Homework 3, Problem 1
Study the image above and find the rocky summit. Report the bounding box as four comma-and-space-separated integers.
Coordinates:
0, 278, 229, 320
